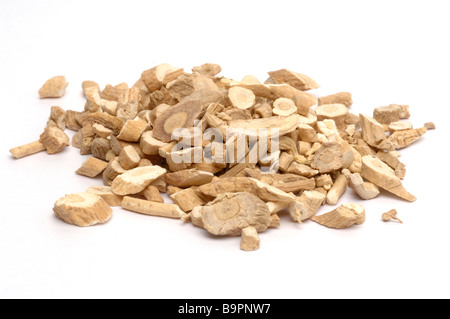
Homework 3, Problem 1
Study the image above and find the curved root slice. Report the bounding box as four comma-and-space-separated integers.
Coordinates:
312, 203, 365, 229
53, 192, 112, 227
201, 192, 271, 236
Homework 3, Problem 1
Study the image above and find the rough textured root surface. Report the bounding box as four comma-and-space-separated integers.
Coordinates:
53, 192, 112, 227
312, 203, 365, 229
111, 165, 167, 196
201, 192, 271, 236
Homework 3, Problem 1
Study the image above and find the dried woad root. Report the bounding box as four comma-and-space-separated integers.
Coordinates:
10, 63, 434, 252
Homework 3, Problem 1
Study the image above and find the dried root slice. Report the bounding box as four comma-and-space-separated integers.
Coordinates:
140, 131, 171, 156
225, 114, 300, 139
312, 203, 365, 229
122, 196, 184, 219
141, 63, 183, 92
142, 185, 164, 203
50, 106, 66, 130
112, 165, 167, 196
116, 118, 147, 142
91, 138, 111, 161
103, 157, 126, 186
375, 151, 406, 180
311, 141, 343, 173
361, 155, 416, 202
298, 124, 318, 143
318, 92, 353, 108
287, 162, 319, 178
164, 169, 214, 188
344, 171, 380, 200
316, 104, 349, 130
86, 186, 123, 207
152, 99, 203, 142
373, 105, 400, 125
268, 69, 319, 91
118, 145, 140, 170
65, 110, 82, 131
116, 88, 140, 120
39, 126, 70, 154
92, 123, 112, 138
87, 112, 125, 135
201, 192, 271, 236
228, 86, 255, 110
192, 63, 222, 76
360, 114, 393, 150
82, 81, 100, 96
382, 209, 403, 223
53, 192, 112, 227
101, 83, 129, 102
170, 188, 205, 212
10, 140, 46, 159
38, 76, 68, 98
269, 214, 281, 228
315, 174, 333, 191
386, 127, 427, 150
198, 177, 296, 203
326, 173, 348, 205
76, 157, 108, 178
288, 190, 326, 223
388, 121, 413, 134
240, 226, 260, 251
272, 98, 297, 116
266, 202, 289, 214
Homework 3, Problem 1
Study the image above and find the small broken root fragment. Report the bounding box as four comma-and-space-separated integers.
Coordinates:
312, 203, 365, 229
112, 165, 167, 196
38, 76, 68, 98
228, 86, 255, 110
10, 140, 46, 159
121, 196, 185, 219
76, 157, 108, 178
318, 92, 353, 108
53, 192, 112, 227
424, 122, 436, 130
382, 209, 403, 223
201, 192, 271, 236
289, 190, 326, 223
142, 185, 164, 203
39, 125, 70, 154
240, 226, 260, 251
343, 170, 380, 200
118, 145, 140, 170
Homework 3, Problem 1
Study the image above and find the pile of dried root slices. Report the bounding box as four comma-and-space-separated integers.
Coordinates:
10, 64, 435, 251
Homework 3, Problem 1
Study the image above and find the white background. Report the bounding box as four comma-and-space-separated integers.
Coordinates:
1, 0, 449, 299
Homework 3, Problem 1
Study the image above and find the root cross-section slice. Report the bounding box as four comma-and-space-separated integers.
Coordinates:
312, 203, 366, 229
152, 99, 203, 142
361, 155, 416, 202
53, 192, 112, 227
268, 69, 320, 91
112, 165, 167, 196
228, 86, 256, 110
201, 192, 271, 236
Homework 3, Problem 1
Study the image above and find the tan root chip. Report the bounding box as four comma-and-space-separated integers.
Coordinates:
152, 99, 203, 142
10, 140, 46, 159
87, 112, 125, 135
375, 151, 406, 180
361, 155, 416, 202
38, 76, 68, 98
318, 92, 353, 108
228, 86, 256, 110
272, 98, 297, 116
76, 157, 108, 178
388, 121, 413, 134
112, 165, 167, 196
386, 127, 427, 150
86, 186, 123, 207
373, 105, 400, 125
201, 192, 271, 236
344, 171, 380, 200
382, 209, 403, 223
268, 69, 319, 91
316, 104, 349, 130
53, 192, 112, 227
312, 203, 365, 229
311, 141, 343, 173
141, 63, 183, 92
116, 88, 140, 120
39, 126, 70, 154
192, 63, 222, 76
142, 185, 164, 203
240, 226, 261, 251
118, 145, 140, 170
289, 190, 326, 223
170, 188, 205, 212
424, 122, 436, 130
50, 106, 66, 130
360, 114, 393, 150
122, 196, 185, 219
92, 123, 112, 138
198, 177, 296, 203
165, 169, 214, 188
116, 118, 147, 142
140, 131, 171, 155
